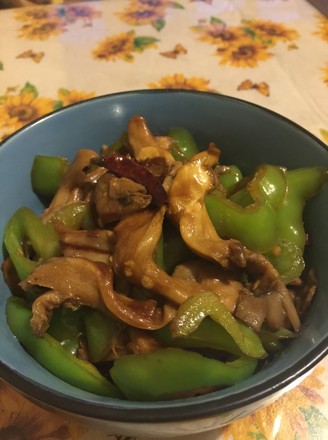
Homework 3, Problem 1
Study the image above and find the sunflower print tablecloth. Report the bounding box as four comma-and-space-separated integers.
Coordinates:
1, 0, 328, 439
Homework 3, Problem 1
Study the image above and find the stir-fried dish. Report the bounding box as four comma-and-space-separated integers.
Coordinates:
2, 115, 328, 401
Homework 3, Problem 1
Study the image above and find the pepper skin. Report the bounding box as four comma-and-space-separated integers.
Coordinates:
275, 167, 328, 251
48, 307, 85, 356
266, 166, 328, 283
31, 155, 69, 198
206, 165, 287, 253
154, 317, 243, 356
167, 127, 200, 160
219, 165, 243, 193
46, 201, 95, 230
6, 297, 122, 398
84, 309, 124, 363
4, 207, 61, 280
110, 347, 257, 401
171, 291, 267, 359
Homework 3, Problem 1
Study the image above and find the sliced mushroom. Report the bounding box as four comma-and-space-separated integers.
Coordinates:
127, 115, 175, 163
113, 207, 207, 305
57, 225, 115, 263
168, 144, 244, 268
20, 256, 175, 336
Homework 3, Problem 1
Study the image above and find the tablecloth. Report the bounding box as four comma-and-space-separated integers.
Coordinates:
0, 0, 328, 439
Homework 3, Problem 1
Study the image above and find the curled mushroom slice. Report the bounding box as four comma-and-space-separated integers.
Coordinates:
168, 144, 244, 268
241, 248, 301, 331
20, 256, 175, 336
113, 207, 206, 305
127, 115, 175, 163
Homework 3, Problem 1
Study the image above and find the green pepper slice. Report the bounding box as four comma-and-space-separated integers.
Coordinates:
6, 297, 122, 398
154, 317, 243, 356
167, 127, 199, 160
171, 291, 267, 359
31, 155, 69, 198
110, 347, 257, 401
266, 166, 328, 282
84, 309, 124, 363
219, 165, 243, 193
206, 165, 287, 253
4, 207, 61, 280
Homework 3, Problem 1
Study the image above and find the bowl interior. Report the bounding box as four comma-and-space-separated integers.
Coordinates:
0, 90, 327, 422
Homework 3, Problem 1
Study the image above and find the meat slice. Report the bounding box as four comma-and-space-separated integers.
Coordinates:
94, 173, 151, 225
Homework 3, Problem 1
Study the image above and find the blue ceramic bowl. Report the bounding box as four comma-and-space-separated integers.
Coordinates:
0, 90, 327, 437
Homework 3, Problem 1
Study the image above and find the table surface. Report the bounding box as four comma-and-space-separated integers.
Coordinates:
0, 0, 328, 439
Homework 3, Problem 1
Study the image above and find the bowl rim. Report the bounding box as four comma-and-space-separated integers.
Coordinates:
0, 89, 328, 424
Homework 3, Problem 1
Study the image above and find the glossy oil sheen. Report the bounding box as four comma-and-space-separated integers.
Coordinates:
0, 91, 327, 431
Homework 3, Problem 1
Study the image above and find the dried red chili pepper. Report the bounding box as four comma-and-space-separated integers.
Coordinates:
99, 153, 168, 207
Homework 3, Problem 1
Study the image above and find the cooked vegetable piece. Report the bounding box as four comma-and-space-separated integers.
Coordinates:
171, 291, 267, 359
2, 115, 327, 402
168, 144, 243, 268
154, 317, 243, 356
110, 347, 258, 401
167, 127, 199, 160
21, 256, 175, 336
48, 307, 85, 356
219, 165, 243, 192
84, 309, 124, 362
31, 155, 69, 198
274, 167, 328, 251
206, 165, 287, 253
266, 166, 327, 282
6, 296, 122, 398
4, 207, 61, 280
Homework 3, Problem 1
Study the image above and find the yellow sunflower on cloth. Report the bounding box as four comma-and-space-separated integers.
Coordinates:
92, 30, 158, 62
115, 0, 183, 31
217, 38, 272, 68
192, 16, 299, 68
148, 73, 216, 92
57, 89, 96, 106
0, 83, 97, 141
242, 19, 300, 44
0, 91, 55, 134
313, 14, 328, 42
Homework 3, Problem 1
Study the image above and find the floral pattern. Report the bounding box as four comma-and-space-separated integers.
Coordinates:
115, 0, 184, 31
92, 31, 159, 62
0, 0, 328, 438
192, 17, 299, 68
0, 83, 95, 140
148, 73, 216, 91
15, 4, 101, 39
